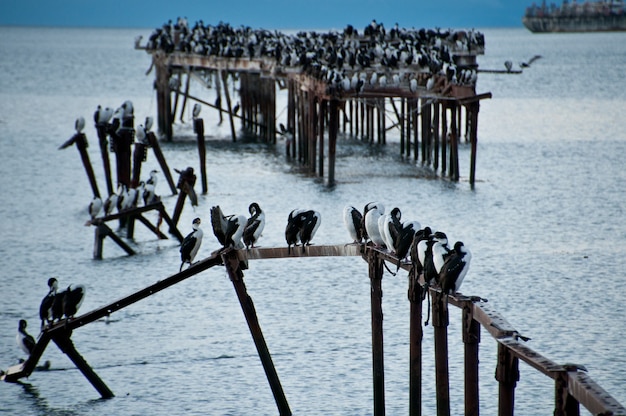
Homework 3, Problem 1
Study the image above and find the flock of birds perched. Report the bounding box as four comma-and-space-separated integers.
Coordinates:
16, 201, 470, 360
16, 278, 86, 358
142, 18, 484, 96
177, 201, 470, 303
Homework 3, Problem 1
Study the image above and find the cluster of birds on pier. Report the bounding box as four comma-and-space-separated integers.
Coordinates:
87, 169, 161, 222
176, 200, 469, 300
143, 18, 483, 96
343, 202, 471, 297
16, 278, 86, 358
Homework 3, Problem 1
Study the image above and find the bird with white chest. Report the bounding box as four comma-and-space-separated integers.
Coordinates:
243, 202, 265, 249
16, 319, 36, 357
180, 217, 203, 271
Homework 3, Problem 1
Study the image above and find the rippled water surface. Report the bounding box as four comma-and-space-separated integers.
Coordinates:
1, 26, 625, 415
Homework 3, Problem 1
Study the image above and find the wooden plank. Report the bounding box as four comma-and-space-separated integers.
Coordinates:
239, 244, 363, 260
567, 371, 626, 415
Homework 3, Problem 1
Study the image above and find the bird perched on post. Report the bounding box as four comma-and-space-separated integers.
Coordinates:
88, 196, 103, 221
299, 210, 321, 252
39, 277, 59, 331
62, 284, 86, 320
343, 205, 364, 244
210, 206, 246, 249
364, 202, 385, 247
285, 209, 304, 253
438, 241, 472, 296
180, 217, 203, 271
16, 320, 36, 357
243, 202, 265, 249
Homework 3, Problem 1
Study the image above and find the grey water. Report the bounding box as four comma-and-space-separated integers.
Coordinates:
1, 26, 625, 415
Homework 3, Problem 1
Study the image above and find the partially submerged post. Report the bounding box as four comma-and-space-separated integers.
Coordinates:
193, 111, 208, 194
171, 167, 198, 228
59, 128, 101, 198
222, 249, 292, 416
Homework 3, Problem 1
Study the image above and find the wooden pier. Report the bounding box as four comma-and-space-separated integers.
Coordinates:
138, 21, 492, 187
3, 244, 624, 415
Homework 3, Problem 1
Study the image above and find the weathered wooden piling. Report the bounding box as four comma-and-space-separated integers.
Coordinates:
462, 300, 480, 416
171, 167, 198, 228
432, 294, 451, 416
194, 117, 208, 194
59, 132, 101, 198
408, 267, 424, 416
368, 250, 386, 416
95, 123, 114, 195
145, 129, 178, 195
222, 249, 292, 416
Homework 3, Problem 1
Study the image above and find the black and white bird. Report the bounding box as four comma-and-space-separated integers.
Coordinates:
75, 116, 86, 133
418, 231, 450, 287
409, 226, 432, 276
439, 241, 471, 296
103, 192, 119, 216
210, 206, 246, 249
39, 277, 59, 330
62, 284, 86, 319
343, 205, 364, 244
88, 196, 103, 220
180, 217, 203, 271
285, 209, 304, 253
16, 320, 36, 357
379, 207, 402, 253
364, 202, 385, 247
299, 210, 321, 252
243, 202, 265, 249
395, 220, 421, 264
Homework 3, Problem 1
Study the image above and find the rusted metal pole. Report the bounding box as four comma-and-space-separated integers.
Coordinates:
145, 131, 177, 195
59, 133, 101, 198
368, 249, 385, 416
52, 331, 114, 399
194, 117, 208, 194
432, 293, 451, 416
495, 342, 519, 416
408, 269, 424, 416
462, 301, 480, 416
95, 124, 114, 195
221, 250, 292, 416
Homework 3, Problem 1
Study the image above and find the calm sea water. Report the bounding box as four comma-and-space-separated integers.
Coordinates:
1, 26, 625, 415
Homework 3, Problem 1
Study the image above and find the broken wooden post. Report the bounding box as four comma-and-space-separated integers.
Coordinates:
432, 292, 451, 416
145, 127, 177, 195
194, 116, 208, 194
95, 122, 114, 195
59, 131, 101, 198
171, 167, 198, 228
462, 300, 480, 416
221, 70, 238, 142
328, 99, 338, 187
222, 249, 292, 416
408, 266, 424, 416
368, 249, 385, 416
131, 135, 148, 188
52, 330, 114, 399
93, 223, 136, 259
496, 341, 519, 416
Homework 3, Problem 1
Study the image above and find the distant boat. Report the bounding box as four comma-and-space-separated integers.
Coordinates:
523, 0, 626, 33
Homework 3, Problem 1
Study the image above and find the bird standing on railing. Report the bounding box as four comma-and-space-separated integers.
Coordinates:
343, 205, 364, 244
439, 241, 471, 296
364, 202, 385, 248
62, 284, 86, 320
299, 210, 321, 252
210, 206, 246, 249
180, 217, 203, 271
243, 202, 265, 249
39, 277, 59, 331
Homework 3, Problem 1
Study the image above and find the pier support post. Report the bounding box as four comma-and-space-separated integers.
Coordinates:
52, 330, 114, 399
496, 342, 519, 416
59, 133, 101, 198
462, 301, 480, 416
171, 167, 198, 228
469, 102, 479, 189
368, 249, 385, 416
554, 370, 580, 416
194, 117, 208, 194
145, 130, 178, 195
222, 250, 292, 416
408, 268, 424, 416
95, 123, 114, 195
432, 292, 451, 416
328, 99, 338, 187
